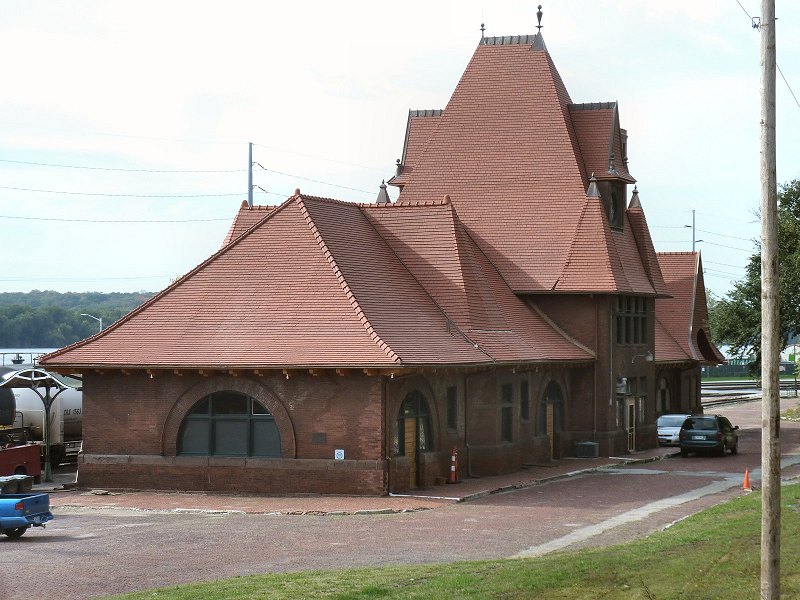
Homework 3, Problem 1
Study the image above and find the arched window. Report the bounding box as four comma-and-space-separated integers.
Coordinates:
177, 391, 280, 457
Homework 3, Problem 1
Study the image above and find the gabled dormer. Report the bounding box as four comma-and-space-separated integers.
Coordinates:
569, 101, 636, 231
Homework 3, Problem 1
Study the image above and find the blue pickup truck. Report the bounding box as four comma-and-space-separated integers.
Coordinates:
0, 476, 53, 539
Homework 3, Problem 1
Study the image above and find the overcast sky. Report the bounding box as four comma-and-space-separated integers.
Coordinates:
2, 1, 799, 301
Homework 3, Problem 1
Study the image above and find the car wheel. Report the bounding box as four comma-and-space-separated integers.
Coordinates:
731, 443, 738, 455
718, 443, 727, 457
681, 448, 688, 457
2, 527, 28, 539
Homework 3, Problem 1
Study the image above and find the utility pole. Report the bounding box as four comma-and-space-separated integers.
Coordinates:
248, 142, 253, 208
759, 0, 779, 598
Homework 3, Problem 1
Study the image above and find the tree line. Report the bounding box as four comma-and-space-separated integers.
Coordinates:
0, 291, 153, 348
709, 179, 800, 369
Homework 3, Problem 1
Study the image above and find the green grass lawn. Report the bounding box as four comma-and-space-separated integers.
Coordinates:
112, 483, 800, 599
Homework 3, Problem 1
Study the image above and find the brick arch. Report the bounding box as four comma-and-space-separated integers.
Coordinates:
533, 372, 569, 435
161, 375, 296, 457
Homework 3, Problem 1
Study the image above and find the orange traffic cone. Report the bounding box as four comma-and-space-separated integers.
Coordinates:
742, 469, 751, 492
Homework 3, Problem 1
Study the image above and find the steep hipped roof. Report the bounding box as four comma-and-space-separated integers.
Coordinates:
655, 252, 724, 364
389, 109, 443, 188
569, 102, 635, 184
393, 33, 659, 296
42, 194, 592, 370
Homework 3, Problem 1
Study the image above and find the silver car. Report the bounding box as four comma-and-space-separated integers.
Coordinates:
657, 414, 691, 446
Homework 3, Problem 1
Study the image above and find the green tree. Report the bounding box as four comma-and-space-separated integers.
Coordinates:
713, 179, 800, 366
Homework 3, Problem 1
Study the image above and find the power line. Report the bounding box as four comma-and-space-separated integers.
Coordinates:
734, 0, 800, 109
0, 185, 245, 198
705, 260, 746, 270
253, 163, 373, 195
0, 214, 231, 224
0, 158, 246, 173
700, 240, 753, 252
696, 228, 755, 242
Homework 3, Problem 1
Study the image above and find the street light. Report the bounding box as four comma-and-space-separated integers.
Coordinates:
80, 313, 103, 333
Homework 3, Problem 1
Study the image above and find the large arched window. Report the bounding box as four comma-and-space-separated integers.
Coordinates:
177, 391, 280, 457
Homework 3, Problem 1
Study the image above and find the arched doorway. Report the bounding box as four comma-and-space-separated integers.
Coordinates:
393, 391, 432, 489
538, 381, 564, 460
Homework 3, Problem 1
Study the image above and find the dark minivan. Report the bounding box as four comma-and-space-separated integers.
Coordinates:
679, 415, 739, 457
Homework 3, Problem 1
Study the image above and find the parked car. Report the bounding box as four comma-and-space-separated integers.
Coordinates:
679, 415, 739, 457
657, 414, 691, 446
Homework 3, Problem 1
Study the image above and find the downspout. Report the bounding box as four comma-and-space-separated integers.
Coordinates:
593, 295, 598, 440
464, 370, 480, 478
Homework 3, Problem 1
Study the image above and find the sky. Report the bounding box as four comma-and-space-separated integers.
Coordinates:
1, 0, 799, 301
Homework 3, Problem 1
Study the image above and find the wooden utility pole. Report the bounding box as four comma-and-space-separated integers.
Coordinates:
759, 0, 779, 598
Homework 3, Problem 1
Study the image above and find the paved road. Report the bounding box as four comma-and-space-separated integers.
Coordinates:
3, 400, 799, 600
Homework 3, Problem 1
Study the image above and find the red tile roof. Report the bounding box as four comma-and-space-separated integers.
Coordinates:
569, 103, 635, 184
655, 252, 724, 364
392, 35, 659, 295
390, 110, 443, 188
43, 194, 592, 370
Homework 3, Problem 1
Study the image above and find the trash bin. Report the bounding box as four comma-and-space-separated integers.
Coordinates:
575, 441, 599, 458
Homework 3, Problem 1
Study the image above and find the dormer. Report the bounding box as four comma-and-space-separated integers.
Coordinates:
569, 101, 636, 231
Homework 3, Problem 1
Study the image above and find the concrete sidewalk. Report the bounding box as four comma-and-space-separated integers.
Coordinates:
39, 447, 677, 516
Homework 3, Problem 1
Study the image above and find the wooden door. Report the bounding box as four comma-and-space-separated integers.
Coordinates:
405, 417, 417, 488
546, 403, 554, 459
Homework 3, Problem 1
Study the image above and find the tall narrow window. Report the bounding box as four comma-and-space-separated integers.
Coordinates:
501, 383, 513, 442
520, 380, 530, 421
446, 386, 458, 431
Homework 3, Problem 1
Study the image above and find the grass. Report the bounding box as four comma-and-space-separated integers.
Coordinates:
111, 483, 800, 599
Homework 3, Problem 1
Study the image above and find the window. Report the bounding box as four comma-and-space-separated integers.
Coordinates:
446, 386, 458, 431
638, 377, 647, 424
501, 383, 513, 442
178, 391, 280, 457
616, 296, 648, 345
520, 380, 530, 422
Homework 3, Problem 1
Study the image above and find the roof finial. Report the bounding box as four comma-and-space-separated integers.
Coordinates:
536, 5, 543, 31
376, 180, 391, 204
586, 173, 600, 198
480, 22, 485, 39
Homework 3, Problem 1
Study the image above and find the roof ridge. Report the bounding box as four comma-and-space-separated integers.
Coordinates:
366, 198, 452, 209
295, 197, 402, 364
481, 34, 538, 46
409, 109, 444, 118
656, 251, 697, 257
569, 101, 617, 111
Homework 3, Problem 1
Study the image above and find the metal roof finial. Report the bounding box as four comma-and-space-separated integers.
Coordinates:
480, 22, 485, 39
536, 5, 543, 31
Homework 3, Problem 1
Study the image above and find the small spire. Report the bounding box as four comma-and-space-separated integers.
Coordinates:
628, 186, 641, 209
395, 158, 403, 177
586, 173, 600, 198
480, 22, 485, 39
376, 180, 391, 204
532, 5, 547, 51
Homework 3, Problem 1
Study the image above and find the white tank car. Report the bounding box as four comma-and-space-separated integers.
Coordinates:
9, 386, 82, 442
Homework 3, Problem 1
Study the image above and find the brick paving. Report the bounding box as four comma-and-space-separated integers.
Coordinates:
39, 447, 677, 516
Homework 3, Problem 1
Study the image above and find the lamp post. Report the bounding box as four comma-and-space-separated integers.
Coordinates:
80, 313, 103, 333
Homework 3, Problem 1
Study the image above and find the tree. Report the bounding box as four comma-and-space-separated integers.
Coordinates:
713, 179, 800, 366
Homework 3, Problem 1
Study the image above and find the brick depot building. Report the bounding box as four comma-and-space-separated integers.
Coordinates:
42, 27, 722, 495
